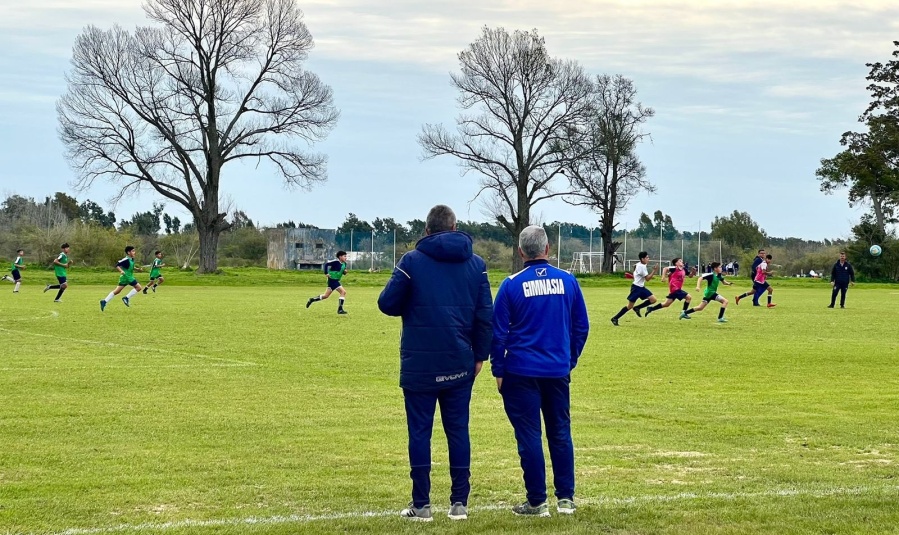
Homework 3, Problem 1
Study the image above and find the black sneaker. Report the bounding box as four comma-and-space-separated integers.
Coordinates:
337, 309, 348, 315
305, 298, 314, 309
634, 307, 642, 317
142, 287, 148, 295
610, 318, 619, 326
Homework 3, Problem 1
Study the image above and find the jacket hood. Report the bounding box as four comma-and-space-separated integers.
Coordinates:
416, 231, 473, 263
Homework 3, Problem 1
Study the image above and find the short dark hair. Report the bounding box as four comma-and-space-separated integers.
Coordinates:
671, 257, 681, 265
155, 250, 162, 255
17, 249, 24, 254
758, 249, 765, 254
425, 205, 456, 234
839, 251, 846, 255
336, 250, 347, 257
638, 251, 649, 260
711, 261, 721, 269
60, 243, 69, 249
766, 254, 772, 260
125, 246, 135, 254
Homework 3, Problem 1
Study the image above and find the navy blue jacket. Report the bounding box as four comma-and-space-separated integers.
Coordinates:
831, 260, 855, 286
378, 231, 493, 392
490, 260, 590, 379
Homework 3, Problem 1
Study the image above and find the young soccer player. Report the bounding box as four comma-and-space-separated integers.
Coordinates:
100, 246, 144, 311
44, 243, 72, 302
736, 254, 776, 307
2, 249, 25, 292
306, 251, 348, 314
644, 257, 693, 317
142, 251, 166, 294
681, 261, 733, 323
610, 251, 658, 326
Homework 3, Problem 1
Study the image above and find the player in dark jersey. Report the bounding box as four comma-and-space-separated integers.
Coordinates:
306, 251, 348, 314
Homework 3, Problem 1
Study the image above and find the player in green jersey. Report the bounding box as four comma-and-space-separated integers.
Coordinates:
100, 246, 144, 311
306, 251, 348, 314
1, 249, 25, 292
44, 243, 72, 302
142, 251, 166, 294
680, 261, 733, 323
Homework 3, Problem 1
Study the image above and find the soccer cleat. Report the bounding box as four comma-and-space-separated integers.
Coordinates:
448, 502, 468, 520
122, 296, 130, 308
679, 311, 689, 320
512, 501, 550, 517
151, 285, 156, 293
557, 498, 576, 515
100, 300, 107, 312
717, 317, 728, 323
306, 298, 314, 309
44, 285, 51, 293
610, 318, 619, 326
337, 309, 348, 315
644, 307, 653, 317
0, 275, 9, 281
767, 303, 776, 308
400, 503, 432, 522
735, 295, 741, 305
54, 299, 62, 303
827, 305, 834, 308
142, 287, 148, 295
634, 307, 642, 318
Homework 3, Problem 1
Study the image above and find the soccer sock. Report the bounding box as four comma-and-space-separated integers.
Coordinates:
718, 307, 725, 319
14, 282, 21, 292
48, 284, 61, 290
105, 292, 116, 302
315, 295, 323, 301
338, 297, 345, 310
682, 301, 690, 311
738, 292, 748, 299
684, 308, 695, 315
767, 294, 772, 304
126, 289, 138, 299
55, 288, 65, 300
648, 304, 662, 313
612, 306, 629, 320
633, 301, 651, 311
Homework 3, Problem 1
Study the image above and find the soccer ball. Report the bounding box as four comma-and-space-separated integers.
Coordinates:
870, 244, 882, 257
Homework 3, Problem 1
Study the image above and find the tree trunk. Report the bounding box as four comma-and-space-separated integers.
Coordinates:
197, 222, 221, 273
601, 225, 615, 273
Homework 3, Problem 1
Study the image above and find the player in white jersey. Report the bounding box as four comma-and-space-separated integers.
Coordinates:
610, 251, 658, 326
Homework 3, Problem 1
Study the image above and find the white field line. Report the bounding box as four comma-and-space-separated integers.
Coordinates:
34, 484, 899, 535
0, 323, 258, 368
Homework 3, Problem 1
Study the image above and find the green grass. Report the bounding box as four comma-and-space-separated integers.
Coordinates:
1, 276, 898, 534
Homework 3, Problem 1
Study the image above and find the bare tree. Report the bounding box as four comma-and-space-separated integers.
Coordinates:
563, 74, 655, 272
58, 0, 338, 272
418, 27, 593, 271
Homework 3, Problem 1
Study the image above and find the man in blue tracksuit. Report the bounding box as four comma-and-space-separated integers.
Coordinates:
829, 251, 855, 308
491, 225, 590, 517
378, 204, 493, 522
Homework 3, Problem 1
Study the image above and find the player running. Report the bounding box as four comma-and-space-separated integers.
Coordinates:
44, 243, 72, 303
680, 261, 733, 323
306, 251, 348, 314
610, 251, 658, 326
1, 249, 25, 293
645, 257, 694, 317
100, 246, 144, 311
736, 254, 776, 308
142, 251, 166, 294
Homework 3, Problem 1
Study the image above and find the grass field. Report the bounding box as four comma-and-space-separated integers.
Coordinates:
1, 272, 898, 534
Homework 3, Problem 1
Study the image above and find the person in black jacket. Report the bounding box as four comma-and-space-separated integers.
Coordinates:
829, 251, 855, 308
378, 204, 493, 522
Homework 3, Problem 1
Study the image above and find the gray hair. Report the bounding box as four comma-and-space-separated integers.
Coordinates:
425, 205, 456, 234
519, 225, 548, 259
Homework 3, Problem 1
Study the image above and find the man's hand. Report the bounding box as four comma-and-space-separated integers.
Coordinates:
496, 377, 503, 392
850, 282, 855, 287
474, 361, 483, 377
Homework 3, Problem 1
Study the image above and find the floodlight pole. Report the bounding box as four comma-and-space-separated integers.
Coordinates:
588, 228, 593, 273
350, 229, 354, 270
371, 229, 375, 272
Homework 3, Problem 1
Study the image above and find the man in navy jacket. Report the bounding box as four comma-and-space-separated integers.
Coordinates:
829, 251, 855, 308
491, 225, 590, 517
378, 204, 493, 522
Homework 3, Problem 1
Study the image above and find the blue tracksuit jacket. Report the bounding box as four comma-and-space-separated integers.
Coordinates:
490, 259, 590, 378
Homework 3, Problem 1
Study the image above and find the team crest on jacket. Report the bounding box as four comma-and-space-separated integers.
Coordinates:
536, 268, 547, 277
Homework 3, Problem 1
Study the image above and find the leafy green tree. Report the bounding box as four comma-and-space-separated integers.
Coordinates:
710, 211, 767, 251
51, 192, 81, 221
162, 213, 181, 234
633, 211, 678, 239
120, 203, 165, 235
79, 200, 116, 228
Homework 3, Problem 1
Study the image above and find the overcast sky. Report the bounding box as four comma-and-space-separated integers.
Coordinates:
2, 0, 897, 240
